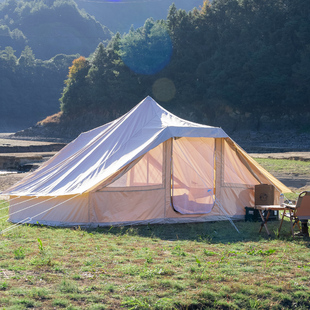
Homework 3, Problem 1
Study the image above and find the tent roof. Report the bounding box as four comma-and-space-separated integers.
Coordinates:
4, 96, 228, 196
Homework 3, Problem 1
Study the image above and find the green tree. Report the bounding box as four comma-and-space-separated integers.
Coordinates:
18, 45, 35, 67
0, 46, 17, 67
119, 18, 172, 75
60, 56, 91, 114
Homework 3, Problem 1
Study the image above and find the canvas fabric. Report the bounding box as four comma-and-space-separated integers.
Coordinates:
4, 97, 227, 197
4, 97, 291, 226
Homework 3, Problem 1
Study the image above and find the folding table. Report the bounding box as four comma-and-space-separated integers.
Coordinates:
255, 205, 291, 236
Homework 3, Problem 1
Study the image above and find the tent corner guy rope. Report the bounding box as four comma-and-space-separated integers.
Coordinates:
0, 196, 36, 212
0, 194, 80, 235
0, 196, 56, 221
0, 196, 20, 208
214, 199, 240, 233
0, 217, 32, 235
0, 204, 11, 212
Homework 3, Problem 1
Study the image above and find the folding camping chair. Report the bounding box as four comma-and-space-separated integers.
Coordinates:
278, 191, 310, 237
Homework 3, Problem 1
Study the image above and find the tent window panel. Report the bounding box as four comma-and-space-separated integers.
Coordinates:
172, 138, 215, 214
108, 143, 163, 187
223, 140, 258, 186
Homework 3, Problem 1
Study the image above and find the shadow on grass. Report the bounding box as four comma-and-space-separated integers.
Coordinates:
1, 196, 307, 245
77, 219, 309, 244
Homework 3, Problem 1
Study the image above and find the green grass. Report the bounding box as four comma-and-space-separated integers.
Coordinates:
0, 158, 309, 309
1, 198, 310, 309
254, 157, 310, 176
254, 157, 310, 200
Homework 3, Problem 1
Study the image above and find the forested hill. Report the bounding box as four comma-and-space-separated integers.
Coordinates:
0, 0, 112, 132
31, 0, 310, 139
0, 0, 111, 59
0, 53, 77, 131
1, 0, 310, 137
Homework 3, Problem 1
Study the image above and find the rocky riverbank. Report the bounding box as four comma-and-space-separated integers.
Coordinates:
0, 134, 65, 170
230, 130, 310, 153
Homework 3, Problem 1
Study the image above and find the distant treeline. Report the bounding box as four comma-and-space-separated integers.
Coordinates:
1, 0, 310, 133
0, 47, 76, 130
60, 0, 310, 132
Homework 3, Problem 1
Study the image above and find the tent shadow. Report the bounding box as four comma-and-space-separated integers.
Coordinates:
72, 219, 307, 244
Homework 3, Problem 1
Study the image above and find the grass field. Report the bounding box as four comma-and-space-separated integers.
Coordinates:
254, 158, 310, 177
0, 158, 310, 309
254, 157, 310, 201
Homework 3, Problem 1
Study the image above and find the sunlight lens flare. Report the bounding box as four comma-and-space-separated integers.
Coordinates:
152, 78, 176, 102
120, 25, 173, 75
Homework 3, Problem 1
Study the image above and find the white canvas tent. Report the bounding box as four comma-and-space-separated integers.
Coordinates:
3, 96, 291, 227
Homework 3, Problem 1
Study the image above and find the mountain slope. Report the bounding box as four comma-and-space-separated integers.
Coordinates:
0, 0, 111, 59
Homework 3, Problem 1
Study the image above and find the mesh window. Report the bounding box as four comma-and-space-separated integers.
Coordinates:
223, 140, 258, 186
107, 143, 163, 187
172, 138, 215, 214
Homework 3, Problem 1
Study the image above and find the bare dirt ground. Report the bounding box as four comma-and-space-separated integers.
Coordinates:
0, 172, 30, 193
0, 134, 59, 195
0, 134, 57, 147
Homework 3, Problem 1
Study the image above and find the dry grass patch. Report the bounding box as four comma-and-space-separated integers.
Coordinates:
37, 111, 63, 126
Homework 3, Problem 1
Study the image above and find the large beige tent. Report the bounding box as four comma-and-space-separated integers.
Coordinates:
4, 96, 290, 227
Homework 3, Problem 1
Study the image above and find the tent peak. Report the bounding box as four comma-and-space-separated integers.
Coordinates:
139, 96, 160, 108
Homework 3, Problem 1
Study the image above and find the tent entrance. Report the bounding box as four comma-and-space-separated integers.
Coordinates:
171, 138, 215, 215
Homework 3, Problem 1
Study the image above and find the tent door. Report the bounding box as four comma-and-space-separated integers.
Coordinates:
171, 138, 215, 215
